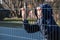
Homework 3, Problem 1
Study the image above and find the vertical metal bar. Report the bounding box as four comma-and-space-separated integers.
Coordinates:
0, 0, 2, 4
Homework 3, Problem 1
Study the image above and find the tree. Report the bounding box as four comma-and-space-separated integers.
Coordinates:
2, 0, 23, 18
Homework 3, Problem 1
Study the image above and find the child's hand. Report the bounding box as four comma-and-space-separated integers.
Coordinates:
21, 8, 27, 21
36, 7, 43, 19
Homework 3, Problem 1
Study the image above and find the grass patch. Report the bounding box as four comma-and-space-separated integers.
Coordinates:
4, 17, 36, 21
2, 17, 60, 28
0, 18, 36, 28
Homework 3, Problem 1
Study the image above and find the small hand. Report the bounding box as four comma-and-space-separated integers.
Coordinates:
21, 8, 27, 21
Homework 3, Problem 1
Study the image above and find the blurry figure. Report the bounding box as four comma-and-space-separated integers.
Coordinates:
23, 0, 60, 40
28, 10, 37, 19
27, 3, 37, 19
27, 3, 33, 10
41, 4, 60, 40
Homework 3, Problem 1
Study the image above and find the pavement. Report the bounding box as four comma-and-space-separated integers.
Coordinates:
0, 27, 47, 40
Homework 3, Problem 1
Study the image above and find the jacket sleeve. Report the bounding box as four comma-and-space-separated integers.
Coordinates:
23, 20, 40, 33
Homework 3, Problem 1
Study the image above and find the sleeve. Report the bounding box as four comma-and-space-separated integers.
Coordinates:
23, 20, 40, 33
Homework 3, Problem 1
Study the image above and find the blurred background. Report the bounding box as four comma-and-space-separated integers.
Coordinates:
0, 0, 60, 40
0, 0, 60, 27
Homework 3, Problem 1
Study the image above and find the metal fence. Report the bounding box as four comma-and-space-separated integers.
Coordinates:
0, 0, 60, 40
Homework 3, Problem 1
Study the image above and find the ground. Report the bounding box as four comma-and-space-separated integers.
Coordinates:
0, 18, 60, 40
0, 27, 47, 40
